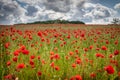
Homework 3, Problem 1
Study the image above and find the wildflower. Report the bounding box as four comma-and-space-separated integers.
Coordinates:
101, 46, 107, 50
37, 71, 42, 76
29, 60, 34, 65
7, 61, 11, 66
37, 56, 40, 60
104, 65, 114, 74
114, 40, 118, 45
109, 54, 114, 58
72, 63, 76, 68
70, 76, 75, 80
70, 75, 82, 80
65, 56, 69, 60
22, 49, 29, 55
30, 55, 35, 59
55, 66, 60, 71
12, 57, 18, 62
81, 33, 85, 37
17, 63, 25, 69
54, 54, 60, 60
13, 50, 20, 56
4, 74, 12, 79
89, 45, 93, 50
106, 40, 109, 44
118, 72, 120, 77
76, 59, 82, 64
5, 42, 10, 48
50, 62, 54, 68
75, 49, 79, 54
20, 45, 26, 51
75, 75, 82, 80
114, 50, 119, 55
96, 53, 104, 58
54, 47, 58, 51
41, 59, 46, 64
90, 72, 96, 78
37, 31, 42, 37
50, 51, 54, 55
84, 48, 88, 52
69, 51, 74, 56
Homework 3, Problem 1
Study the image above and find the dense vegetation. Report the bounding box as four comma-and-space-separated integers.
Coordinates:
27, 19, 85, 24
0, 25, 120, 80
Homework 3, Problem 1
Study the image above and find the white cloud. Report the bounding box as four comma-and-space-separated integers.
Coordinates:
114, 3, 120, 9
0, 0, 27, 24
83, 3, 117, 24
0, 0, 118, 25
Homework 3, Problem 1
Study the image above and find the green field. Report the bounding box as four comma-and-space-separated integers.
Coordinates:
0, 24, 120, 80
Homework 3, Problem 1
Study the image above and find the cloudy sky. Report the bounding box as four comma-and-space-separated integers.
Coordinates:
0, 0, 120, 25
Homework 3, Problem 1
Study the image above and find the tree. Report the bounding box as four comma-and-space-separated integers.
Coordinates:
112, 18, 120, 24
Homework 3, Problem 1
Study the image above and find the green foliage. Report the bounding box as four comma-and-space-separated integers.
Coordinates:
27, 19, 85, 24
111, 18, 120, 24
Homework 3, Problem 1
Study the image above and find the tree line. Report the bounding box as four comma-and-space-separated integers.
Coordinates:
27, 19, 85, 24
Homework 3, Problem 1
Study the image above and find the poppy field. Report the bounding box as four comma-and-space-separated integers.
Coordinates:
0, 24, 120, 80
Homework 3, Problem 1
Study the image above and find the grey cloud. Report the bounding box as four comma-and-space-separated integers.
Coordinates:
25, 6, 38, 16
84, 4, 115, 20
44, 0, 71, 13
0, 0, 26, 24
0, 0, 118, 25
76, 0, 86, 9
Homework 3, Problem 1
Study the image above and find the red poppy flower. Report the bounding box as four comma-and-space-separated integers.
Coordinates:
106, 40, 109, 44
76, 59, 82, 64
81, 33, 85, 37
20, 45, 26, 50
114, 40, 118, 45
22, 49, 29, 55
6, 61, 11, 66
89, 45, 93, 50
12, 57, 18, 62
13, 50, 20, 56
109, 54, 114, 58
69, 51, 74, 56
55, 66, 60, 71
90, 72, 96, 78
17, 63, 25, 69
37, 31, 42, 37
84, 48, 88, 52
5, 42, 10, 48
4, 74, 12, 79
75, 75, 82, 80
50, 51, 54, 55
50, 62, 54, 68
54, 54, 60, 60
72, 63, 76, 68
101, 46, 107, 50
104, 65, 114, 74
29, 60, 34, 65
114, 50, 119, 55
37, 71, 42, 76
37, 56, 40, 60
95, 53, 104, 58
70, 75, 82, 80
30, 55, 35, 59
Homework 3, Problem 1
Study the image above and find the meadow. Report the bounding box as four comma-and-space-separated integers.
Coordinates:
0, 24, 120, 80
